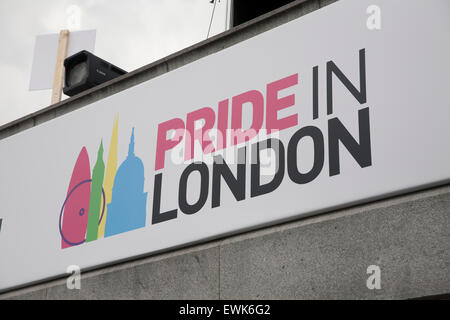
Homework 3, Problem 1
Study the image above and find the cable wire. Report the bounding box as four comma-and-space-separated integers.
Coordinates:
207, 0, 218, 39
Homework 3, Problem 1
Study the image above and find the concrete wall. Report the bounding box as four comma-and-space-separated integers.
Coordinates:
1, 0, 449, 299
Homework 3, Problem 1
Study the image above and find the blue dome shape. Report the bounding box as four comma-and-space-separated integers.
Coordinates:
105, 128, 148, 237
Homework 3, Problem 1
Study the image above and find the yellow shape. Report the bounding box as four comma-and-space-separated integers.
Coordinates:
98, 115, 119, 238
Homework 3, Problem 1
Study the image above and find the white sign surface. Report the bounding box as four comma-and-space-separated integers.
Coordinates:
1, 0, 450, 292
29, 29, 96, 91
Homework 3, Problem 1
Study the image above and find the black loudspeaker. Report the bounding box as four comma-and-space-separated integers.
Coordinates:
63, 50, 127, 97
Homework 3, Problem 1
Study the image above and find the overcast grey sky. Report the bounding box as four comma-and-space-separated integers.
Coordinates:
0, 0, 228, 127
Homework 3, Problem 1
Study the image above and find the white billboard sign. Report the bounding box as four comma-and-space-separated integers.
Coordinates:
1, 0, 450, 292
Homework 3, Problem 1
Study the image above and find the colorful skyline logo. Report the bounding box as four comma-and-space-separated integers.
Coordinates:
59, 116, 148, 249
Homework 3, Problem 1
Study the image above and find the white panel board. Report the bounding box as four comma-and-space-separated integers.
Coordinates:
29, 29, 96, 91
